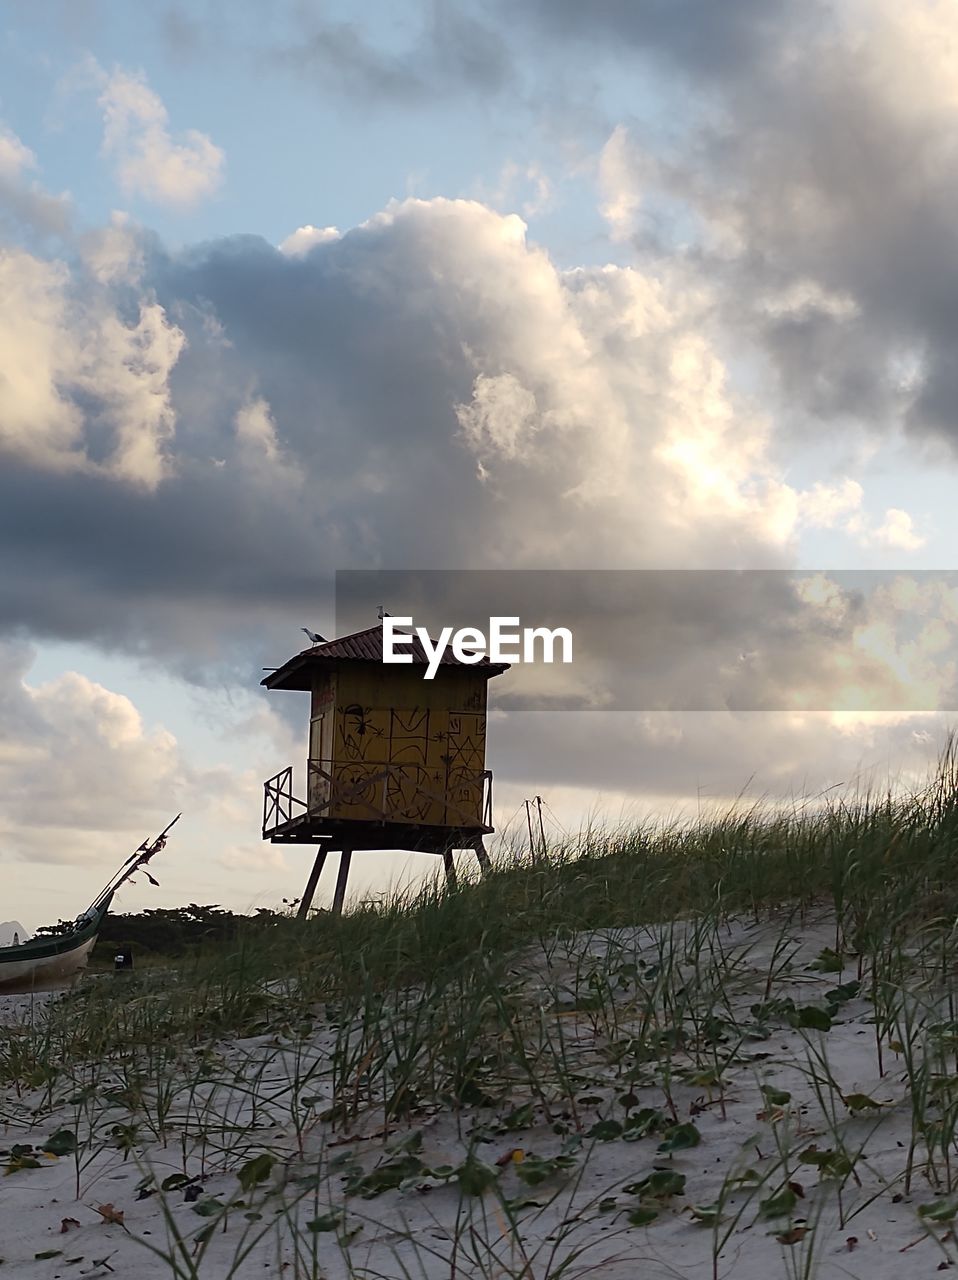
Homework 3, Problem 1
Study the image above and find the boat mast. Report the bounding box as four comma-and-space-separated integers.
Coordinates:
84, 813, 181, 916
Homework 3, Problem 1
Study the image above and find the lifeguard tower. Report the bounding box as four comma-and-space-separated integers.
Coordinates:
261, 622, 509, 916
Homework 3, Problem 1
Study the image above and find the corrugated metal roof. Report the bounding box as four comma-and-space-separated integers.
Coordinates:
262, 624, 509, 690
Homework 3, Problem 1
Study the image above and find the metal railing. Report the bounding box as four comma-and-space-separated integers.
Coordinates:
262, 765, 306, 835
262, 761, 493, 835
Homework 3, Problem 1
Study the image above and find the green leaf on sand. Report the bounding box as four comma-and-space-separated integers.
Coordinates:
237, 1152, 275, 1191
657, 1123, 701, 1153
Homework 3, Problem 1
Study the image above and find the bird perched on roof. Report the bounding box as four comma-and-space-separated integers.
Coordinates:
301, 627, 325, 645
377, 606, 391, 620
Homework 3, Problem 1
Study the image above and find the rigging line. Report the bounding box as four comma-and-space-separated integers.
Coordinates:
493, 800, 528, 854
497, 800, 526, 834
540, 798, 572, 841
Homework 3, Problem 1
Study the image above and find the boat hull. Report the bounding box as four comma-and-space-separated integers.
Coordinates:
0, 895, 112, 990
0, 935, 97, 988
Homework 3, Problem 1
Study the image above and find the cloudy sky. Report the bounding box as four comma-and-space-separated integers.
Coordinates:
2, 0, 958, 927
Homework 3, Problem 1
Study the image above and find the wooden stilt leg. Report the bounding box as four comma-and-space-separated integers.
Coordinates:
473, 837, 491, 873
331, 848, 352, 916
443, 846, 458, 889
297, 846, 328, 920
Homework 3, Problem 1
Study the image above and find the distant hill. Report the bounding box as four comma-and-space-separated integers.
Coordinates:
0, 920, 29, 946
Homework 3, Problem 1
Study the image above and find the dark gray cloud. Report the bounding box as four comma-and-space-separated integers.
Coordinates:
338, 568, 958, 712
259, 1, 514, 105
704, 41, 958, 440
598, 4, 958, 447
514, 0, 819, 80
506, 0, 958, 447
490, 707, 948, 813
0, 177, 71, 242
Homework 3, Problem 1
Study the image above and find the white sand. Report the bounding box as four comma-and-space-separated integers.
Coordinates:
0, 915, 955, 1278
0, 989, 58, 1025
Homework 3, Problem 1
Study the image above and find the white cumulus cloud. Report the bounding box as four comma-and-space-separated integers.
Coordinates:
278, 224, 340, 256
0, 246, 184, 488
96, 64, 225, 208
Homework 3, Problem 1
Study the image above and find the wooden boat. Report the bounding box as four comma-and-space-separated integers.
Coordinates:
0, 815, 180, 990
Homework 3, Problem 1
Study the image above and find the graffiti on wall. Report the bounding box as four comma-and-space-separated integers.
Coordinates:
325, 705, 486, 826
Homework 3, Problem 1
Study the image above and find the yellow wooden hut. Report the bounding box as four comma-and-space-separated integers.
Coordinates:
261, 623, 509, 914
